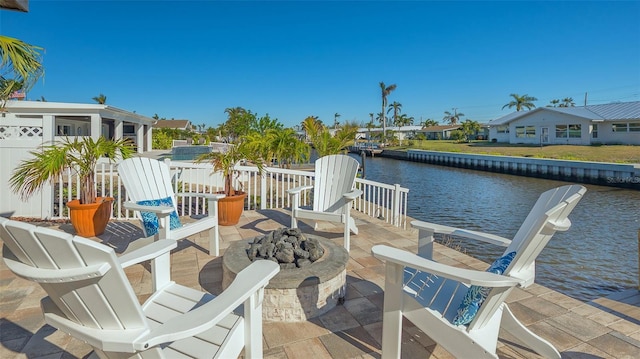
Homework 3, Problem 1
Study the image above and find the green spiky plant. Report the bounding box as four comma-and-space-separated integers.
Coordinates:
10, 136, 134, 204
197, 142, 264, 197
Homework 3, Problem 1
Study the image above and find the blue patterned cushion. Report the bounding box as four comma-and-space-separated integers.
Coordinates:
452, 251, 516, 326
137, 196, 182, 236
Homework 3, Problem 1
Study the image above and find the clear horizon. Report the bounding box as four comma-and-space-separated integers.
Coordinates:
2, 1, 639, 128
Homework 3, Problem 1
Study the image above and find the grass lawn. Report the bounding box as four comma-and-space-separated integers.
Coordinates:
385, 141, 640, 164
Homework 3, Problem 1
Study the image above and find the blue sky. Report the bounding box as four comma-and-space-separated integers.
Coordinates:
2, 1, 639, 128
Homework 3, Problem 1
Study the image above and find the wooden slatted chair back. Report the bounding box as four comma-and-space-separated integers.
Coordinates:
118, 157, 177, 209
501, 184, 586, 287
0, 217, 148, 334
313, 155, 360, 214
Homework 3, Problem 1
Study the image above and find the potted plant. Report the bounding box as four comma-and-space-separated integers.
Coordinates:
197, 142, 264, 225
9, 136, 134, 236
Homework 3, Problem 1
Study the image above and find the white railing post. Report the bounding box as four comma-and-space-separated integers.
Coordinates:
261, 171, 268, 210
392, 183, 401, 227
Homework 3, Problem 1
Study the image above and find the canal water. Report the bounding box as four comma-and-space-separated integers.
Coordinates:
357, 155, 640, 302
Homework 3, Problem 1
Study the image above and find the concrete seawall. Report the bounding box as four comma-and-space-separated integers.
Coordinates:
380, 149, 640, 190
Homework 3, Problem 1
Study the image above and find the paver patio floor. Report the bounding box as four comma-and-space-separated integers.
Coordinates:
2, 209, 639, 358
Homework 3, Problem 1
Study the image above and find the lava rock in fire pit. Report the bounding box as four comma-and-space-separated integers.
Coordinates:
247, 227, 325, 269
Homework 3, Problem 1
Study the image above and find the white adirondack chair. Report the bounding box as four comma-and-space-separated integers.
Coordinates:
119, 157, 225, 291
119, 157, 225, 254
1, 217, 280, 359
372, 184, 587, 359
288, 154, 363, 251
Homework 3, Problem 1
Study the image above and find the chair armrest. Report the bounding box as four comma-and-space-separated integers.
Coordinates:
343, 188, 363, 201
287, 185, 314, 195
176, 192, 226, 201
134, 260, 280, 350
123, 202, 174, 215
411, 220, 511, 247
118, 239, 177, 268
372, 245, 520, 288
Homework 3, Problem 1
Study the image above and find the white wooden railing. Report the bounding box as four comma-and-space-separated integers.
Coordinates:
52, 159, 410, 228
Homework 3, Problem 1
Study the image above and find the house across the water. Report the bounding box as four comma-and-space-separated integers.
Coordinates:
487, 101, 640, 145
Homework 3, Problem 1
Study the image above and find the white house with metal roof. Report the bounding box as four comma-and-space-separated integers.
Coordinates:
487, 101, 640, 145
0, 101, 156, 218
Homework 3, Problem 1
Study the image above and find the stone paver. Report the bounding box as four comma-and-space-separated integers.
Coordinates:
1, 209, 640, 358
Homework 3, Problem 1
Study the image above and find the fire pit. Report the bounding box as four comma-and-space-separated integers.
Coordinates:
222, 228, 348, 322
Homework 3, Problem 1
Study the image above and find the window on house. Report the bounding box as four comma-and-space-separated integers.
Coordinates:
592, 124, 598, 138
496, 126, 508, 133
568, 124, 581, 138
515, 126, 535, 138
612, 123, 627, 132
629, 123, 640, 132
123, 124, 135, 134
556, 124, 581, 138
57, 125, 72, 136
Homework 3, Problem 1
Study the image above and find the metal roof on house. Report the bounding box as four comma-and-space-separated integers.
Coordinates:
586, 101, 640, 120
153, 119, 191, 129
488, 101, 640, 126
420, 125, 461, 132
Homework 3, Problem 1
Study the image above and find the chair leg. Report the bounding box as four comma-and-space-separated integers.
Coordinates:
244, 288, 264, 358
381, 262, 404, 359
208, 198, 220, 256
290, 194, 300, 229
500, 304, 561, 359
209, 226, 219, 257
151, 252, 171, 292
344, 221, 350, 252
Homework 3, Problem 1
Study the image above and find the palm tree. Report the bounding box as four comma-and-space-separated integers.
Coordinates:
92, 93, 107, 104
560, 97, 575, 107
420, 118, 439, 128
365, 120, 375, 141
0, 35, 44, 105
502, 93, 537, 111
334, 112, 341, 129
460, 119, 481, 141
387, 101, 402, 129
395, 114, 413, 146
379, 82, 397, 139
443, 108, 464, 125
547, 99, 560, 107
301, 115, 323, 142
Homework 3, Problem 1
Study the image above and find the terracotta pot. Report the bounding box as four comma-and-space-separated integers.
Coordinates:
217, 192, 247, 226
67, 197, 114, 237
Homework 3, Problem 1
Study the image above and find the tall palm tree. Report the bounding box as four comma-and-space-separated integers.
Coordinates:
443, 108, 464, 125
547, 99, 560, 107
334, 112, 341, 129
92, 93, 107, 104
379, 82, 397, 139
560, 97, 575, 107
502, 93, 537, 111
387, 101, 402, 129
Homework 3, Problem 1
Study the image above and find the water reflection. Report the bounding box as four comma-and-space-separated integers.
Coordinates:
357, 155, 640, 302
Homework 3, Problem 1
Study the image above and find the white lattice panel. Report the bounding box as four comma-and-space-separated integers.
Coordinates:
0, 125, 43, 139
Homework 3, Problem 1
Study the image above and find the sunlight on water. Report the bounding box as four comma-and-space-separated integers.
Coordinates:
358, 155, 640, 302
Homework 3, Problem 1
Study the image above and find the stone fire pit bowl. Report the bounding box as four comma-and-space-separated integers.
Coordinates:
222, 233, 349, 322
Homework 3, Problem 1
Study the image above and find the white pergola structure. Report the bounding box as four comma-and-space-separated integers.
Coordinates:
1, 101, 155, 152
